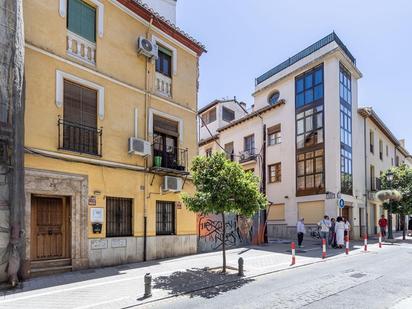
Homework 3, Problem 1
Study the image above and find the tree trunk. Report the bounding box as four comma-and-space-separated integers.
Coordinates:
402, 214, 406, 240
221, 212, 226, 273
0, 0, 26, 286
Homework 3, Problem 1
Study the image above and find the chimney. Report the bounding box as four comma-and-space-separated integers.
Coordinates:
399, 139, 406, 148
141, 0, 177, 24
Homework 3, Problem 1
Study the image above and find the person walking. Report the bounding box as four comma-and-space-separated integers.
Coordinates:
329, 217, 336, 248
378, 215, 388, 238
343, 217, 351, 238
296, 218, 305, 248
318, 215, 331, 246
335, 216, 345, 248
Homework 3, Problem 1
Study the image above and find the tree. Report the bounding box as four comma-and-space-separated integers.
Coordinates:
0, 0, 25, 286
380, 164, 412, 240
182, 152, 268, 273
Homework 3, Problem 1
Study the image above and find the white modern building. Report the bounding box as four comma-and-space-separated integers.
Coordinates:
198, 33, 411, 240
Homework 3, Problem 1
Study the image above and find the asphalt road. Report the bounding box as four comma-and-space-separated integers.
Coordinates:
143, 242, 412, 309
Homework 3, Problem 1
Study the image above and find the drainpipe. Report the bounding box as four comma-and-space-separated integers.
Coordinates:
262, 124, 267, 243
143, 17, 154, 262
364, 117, 369, 237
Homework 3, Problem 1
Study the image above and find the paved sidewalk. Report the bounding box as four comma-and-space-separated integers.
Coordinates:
0, 236, 400, 309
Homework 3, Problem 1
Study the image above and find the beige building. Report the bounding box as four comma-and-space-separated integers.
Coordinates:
199, 33, 411, 240
5, 0, 206, 281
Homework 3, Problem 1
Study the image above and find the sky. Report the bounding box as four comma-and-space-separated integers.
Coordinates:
176, 0, 412, 151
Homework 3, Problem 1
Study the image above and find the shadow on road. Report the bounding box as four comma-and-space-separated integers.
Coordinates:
153, 267, 254, 299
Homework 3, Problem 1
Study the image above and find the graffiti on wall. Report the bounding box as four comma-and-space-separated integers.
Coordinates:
197, 214, 254, 252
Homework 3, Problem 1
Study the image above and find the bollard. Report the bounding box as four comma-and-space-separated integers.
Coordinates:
379, 232, 382, 248
322, 239, 326, 259
364, 234, 368, 252
345, 235, 349, 255
238, 257, 244, 276
144, 273, 152, 298
290, 242, 296, 265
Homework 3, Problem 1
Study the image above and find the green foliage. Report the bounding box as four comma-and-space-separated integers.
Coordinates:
182, 152, 268, 217
380, 164, 412, 215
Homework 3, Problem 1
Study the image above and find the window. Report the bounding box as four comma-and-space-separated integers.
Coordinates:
339, 65, 353, 195
201, 108, 216, 126
339, 65, 351, 105
106, 197, 133, 237
222, 107, 235, 122
295, 65, 323, 108
67, 0, 96, 42
296, 106, 324, 149
370, 130, 374, 153
268, 91, 280, 105
205, 148, 212, 157
395, 156, 399, 166
370, 165, 375, 191
268, 124, 281, 146
62, 80, 99, 155
379, 140, 383, 160
244, 135, 255, 153
156, 46, 172, 77
156, 201, 175, 235
297, 149, 324, 195
391, 157, 394, 166
386, 145, 389, 157
224, 142, 234, 161
268, 163, 281, 183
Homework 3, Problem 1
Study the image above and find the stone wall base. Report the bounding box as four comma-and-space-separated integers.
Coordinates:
88, 235, 197, 268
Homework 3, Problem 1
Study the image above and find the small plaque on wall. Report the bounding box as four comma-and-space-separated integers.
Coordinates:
111, 238, 127, 248
176, 201, 182, 209
88, 195, 97, 206
91, 239, 108, 250
91, 207, 104, 223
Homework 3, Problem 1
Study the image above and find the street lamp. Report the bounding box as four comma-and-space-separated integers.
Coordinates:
386, 171, 394, 239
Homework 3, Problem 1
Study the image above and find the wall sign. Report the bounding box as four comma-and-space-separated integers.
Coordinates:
111, 239, 127, 248
88, 195, 97, 206
91, 239, 107, 250
337, 198, 345, 209
90, 207, 104, 223
176, 201, 182, 209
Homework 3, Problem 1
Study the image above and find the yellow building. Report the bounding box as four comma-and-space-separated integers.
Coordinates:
22, 0, 205, 277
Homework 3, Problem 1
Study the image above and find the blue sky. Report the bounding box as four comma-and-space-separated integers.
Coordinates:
177, 0, 412, 151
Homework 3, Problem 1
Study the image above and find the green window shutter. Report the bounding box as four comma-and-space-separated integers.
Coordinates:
67, 0, 96, 43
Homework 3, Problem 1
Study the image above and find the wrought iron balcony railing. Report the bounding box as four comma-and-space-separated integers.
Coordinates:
239, 148, 257, 163
58, 117, 102, 156
152, 141, 188, 172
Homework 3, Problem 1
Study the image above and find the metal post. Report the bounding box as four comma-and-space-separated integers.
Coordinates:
143, 273, 152, 298
388, 203, 393, 239
238, 257, 244, 276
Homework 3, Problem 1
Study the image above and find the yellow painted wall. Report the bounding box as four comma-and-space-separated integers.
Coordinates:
23, 0, 200, 239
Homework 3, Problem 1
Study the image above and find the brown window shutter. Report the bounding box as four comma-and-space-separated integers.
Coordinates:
153, 115, 179, 137
267, 124, 281, 135
81, 86, 97, 128
63, 80, 82, 124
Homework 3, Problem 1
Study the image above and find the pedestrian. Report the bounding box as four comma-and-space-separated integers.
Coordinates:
335, 216, 345, 248
318, 215, 331, 246
296, 218, 305, 248
378, 215, 388, 238
343, 217, 351, 238
329, 217, 337, 248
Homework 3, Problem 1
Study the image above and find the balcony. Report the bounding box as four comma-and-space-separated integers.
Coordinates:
151, 141, 188, 174
58, 117, 102, 156
239, 148, 257, 164
67, 31, 96, 66
155, 72, 172, 97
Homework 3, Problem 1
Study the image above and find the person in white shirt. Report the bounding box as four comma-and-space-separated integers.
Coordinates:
343, 217, 351, 237
318, 215, 331, 246
296, 218, 305, 248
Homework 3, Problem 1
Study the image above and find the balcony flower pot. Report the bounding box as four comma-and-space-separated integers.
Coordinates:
154, 156, 162, 167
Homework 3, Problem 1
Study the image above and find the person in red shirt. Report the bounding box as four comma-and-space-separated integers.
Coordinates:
378, 215, 388, 238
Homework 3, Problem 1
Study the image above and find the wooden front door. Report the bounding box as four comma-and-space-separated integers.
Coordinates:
31, 196, 71, 260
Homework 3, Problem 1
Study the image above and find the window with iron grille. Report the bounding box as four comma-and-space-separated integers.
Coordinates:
156, 201, 175, 235
106, 197, 133, 237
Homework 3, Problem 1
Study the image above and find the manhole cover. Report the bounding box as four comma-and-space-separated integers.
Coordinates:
350, 273, 366, 279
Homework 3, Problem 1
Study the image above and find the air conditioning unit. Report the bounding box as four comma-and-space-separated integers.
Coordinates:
128, 137, 151, 156
163, 176, 183, 192
137, 37, 158, 59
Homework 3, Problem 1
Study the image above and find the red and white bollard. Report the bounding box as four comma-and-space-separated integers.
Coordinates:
345, 235, 349, 255
364, 234, 368, 252
322, 239, 327, 259
379, 232, 382, 248
291, 242, 296, 265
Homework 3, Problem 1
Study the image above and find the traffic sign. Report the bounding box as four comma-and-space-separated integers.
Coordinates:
338, 198, 345, 209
